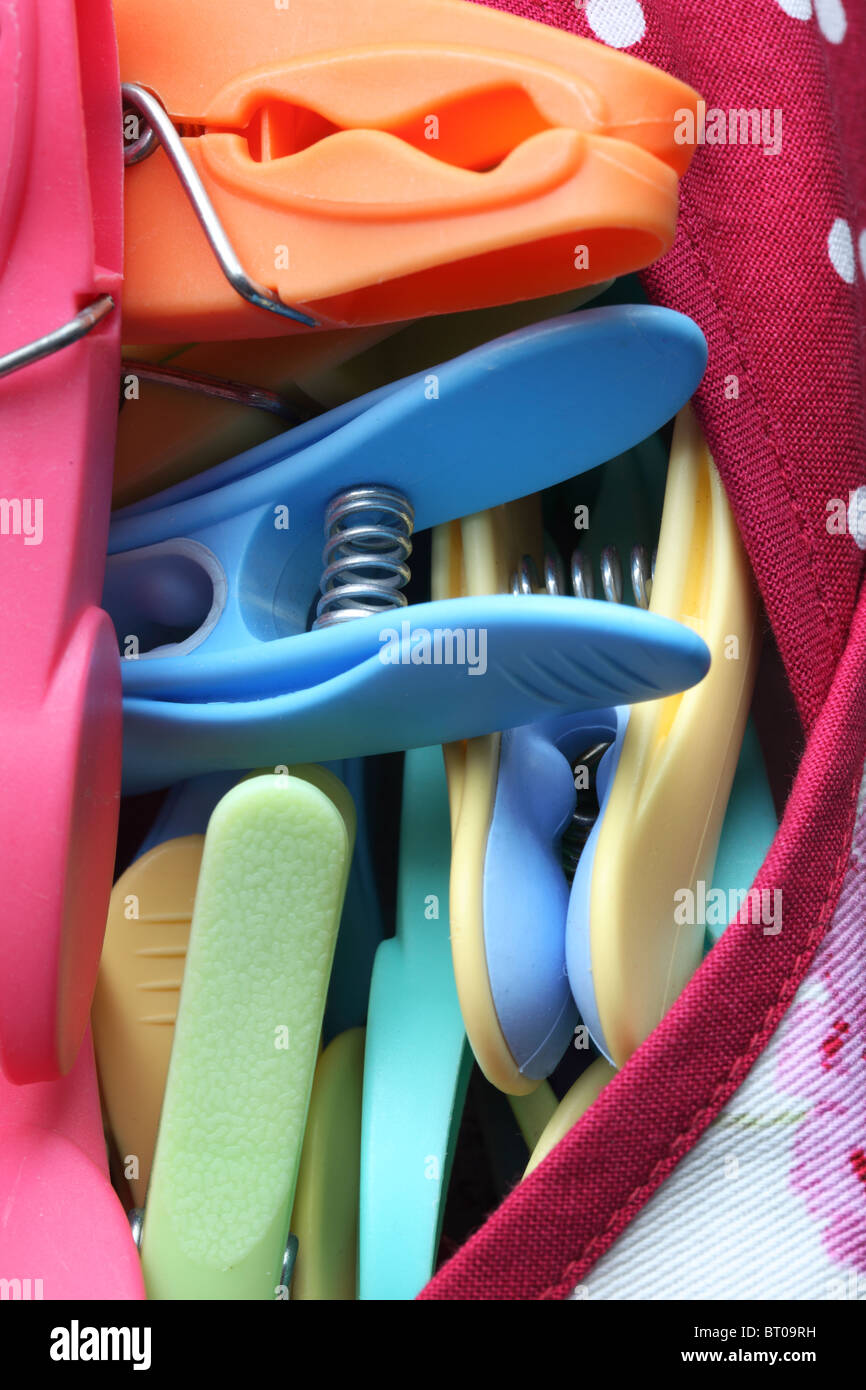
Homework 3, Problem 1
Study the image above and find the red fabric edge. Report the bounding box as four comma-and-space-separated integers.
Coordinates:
642, 205, 849, 734
419, 573, 866, 1299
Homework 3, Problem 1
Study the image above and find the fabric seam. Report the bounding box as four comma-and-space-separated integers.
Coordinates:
673, 196, 843, 672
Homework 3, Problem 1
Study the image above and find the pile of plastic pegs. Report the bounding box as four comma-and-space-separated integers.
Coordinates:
1, 0, 785, 1309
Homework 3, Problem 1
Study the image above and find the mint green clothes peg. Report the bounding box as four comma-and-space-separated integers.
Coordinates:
704, 717, 779, 952
359, 745, 472, 1300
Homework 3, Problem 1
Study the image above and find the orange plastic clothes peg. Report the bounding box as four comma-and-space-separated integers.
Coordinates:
115, 0, 701, 340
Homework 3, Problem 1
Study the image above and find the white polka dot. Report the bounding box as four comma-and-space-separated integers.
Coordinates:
858, 229, 866, 279
827, 217, 856, 283
584, 0, 646, 50
773, 0, 813, 19
814, 0, 847, 43
848, 487, 866, 550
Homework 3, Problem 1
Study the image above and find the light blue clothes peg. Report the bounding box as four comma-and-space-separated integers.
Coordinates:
481, 704, 626, 1079
359, 745, 472, 1300
104, 308, 709, 793
474, 440, 667, 1082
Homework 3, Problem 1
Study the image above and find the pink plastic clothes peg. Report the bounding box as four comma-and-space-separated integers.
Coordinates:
0, 0, 124, 1082
0, 1031, 145, 1300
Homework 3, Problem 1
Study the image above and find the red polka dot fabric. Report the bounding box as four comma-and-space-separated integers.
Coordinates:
420, 0, 866, 1300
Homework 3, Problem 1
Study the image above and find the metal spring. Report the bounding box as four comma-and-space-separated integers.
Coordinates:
313, 485, 415, 629
511, 543, 656, 608
121, 83, 317, 328
509, 540, 656, 881
560, 742, 610, 885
